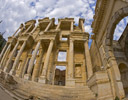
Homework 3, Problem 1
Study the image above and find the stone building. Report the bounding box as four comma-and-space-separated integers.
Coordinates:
0, 0, 128, 100
89, 0, 128, 100
0, 18, 96, 100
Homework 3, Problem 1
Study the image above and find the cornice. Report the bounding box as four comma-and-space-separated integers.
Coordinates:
92, 0, 107, 34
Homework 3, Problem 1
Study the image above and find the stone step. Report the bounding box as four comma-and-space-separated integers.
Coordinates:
12, 89, 30, 100
12, 77, 96, 100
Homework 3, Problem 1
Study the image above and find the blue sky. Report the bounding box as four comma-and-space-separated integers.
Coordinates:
0, 0, 127, 43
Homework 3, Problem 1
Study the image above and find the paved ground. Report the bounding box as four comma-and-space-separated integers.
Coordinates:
0, 86, 15, 100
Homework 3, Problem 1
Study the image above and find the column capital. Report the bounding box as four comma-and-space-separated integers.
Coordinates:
70, 39, 74, 42
50, 39, 54, 41
84, 40, 88, 43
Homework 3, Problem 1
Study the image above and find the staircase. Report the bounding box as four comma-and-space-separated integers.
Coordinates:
2, 77, 96, 100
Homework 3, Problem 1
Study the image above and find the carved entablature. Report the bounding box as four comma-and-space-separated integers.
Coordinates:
92, 0, 107, 34
38, 17, 50, 23
18, 34, 34, 46
38, 18, 55, 30
25, 20, 36, 27
37, 32, 58, 41
58, 18, 74, 22
70, 32, 89, 40
74, 26, 81, 32
8, 36, 17, 46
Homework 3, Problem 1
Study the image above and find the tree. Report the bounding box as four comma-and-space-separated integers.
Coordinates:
0, 20, 6, 53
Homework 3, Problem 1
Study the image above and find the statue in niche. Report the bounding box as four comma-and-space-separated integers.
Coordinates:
75, 64, 82, 78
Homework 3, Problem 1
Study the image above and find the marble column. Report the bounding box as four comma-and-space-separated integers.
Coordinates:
0, 43, 11, 69
66, 39, 75, 86
17, 27, 24, 36
9, 41, 27, 75
82, 61, 87, 85
4, 41, 19, 73
32, 47, 44, 82
84, 41, 93, 79
24, 23, 34, 34
0, 42, 8, 61
70, 21, 74, 32
16, 51, 28, 78
55, 21, 61, 30
30, 24, 38, 35
80, 20, 85, 32
39, 39, 54, 83
24, 41, 40, 80
44, 20, 52, 32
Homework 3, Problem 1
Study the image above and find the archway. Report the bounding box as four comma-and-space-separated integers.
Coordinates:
119, 63, 128, 97
54, 66, 66, 86
105, 6, 128, 46
104, 6, 128, 98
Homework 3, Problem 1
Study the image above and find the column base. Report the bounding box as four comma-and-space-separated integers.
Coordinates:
32, 77, 38, 82
15, 70, 22, 78
3, 67, 8, 72
24, 74, 31, 80
66, 79, 75, 86
38, 75, 47, 84
9, 69, 16, 75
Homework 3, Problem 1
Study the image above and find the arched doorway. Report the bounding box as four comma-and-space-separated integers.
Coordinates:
119, 63, 128, 97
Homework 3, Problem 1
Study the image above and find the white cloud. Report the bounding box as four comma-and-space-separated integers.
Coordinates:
0, 0, 96, 40
1, 0, 127, 43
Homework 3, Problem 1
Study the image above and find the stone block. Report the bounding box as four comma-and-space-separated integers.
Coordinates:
66, 79, 75, 86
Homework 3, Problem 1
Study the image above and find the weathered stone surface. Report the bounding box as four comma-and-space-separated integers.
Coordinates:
0, 1, 128, 99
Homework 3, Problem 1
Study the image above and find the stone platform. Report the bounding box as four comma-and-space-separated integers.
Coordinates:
0, 75, 96, 100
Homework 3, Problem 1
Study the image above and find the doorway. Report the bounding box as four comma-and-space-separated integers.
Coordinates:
119, 63, 128, 97
54, 66, 66, 86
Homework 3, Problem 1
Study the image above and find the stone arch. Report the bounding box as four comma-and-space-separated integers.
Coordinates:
105, 6, 128, 46
117, 59, 128, 67
104, 6, 128, 98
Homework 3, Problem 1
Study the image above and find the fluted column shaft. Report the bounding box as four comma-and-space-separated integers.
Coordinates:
68, 40, 74, 79
84, 41, 93, 79
30, 24, 38, 35
0, 42, 8, 61
17, 27, 24, 36
39, 39, 54, 83
0, 43, 11, 69
70, 21, 74, 32
4, 41, 19, 72
55, 21, 61, 30
25, 41, 40, 79
66, 39, 75, 86
24, 23, 33, 34
44, 20, 52, 32
81, 21, 85, 32
32, 48, 44, 81
10, 41, 27, 75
